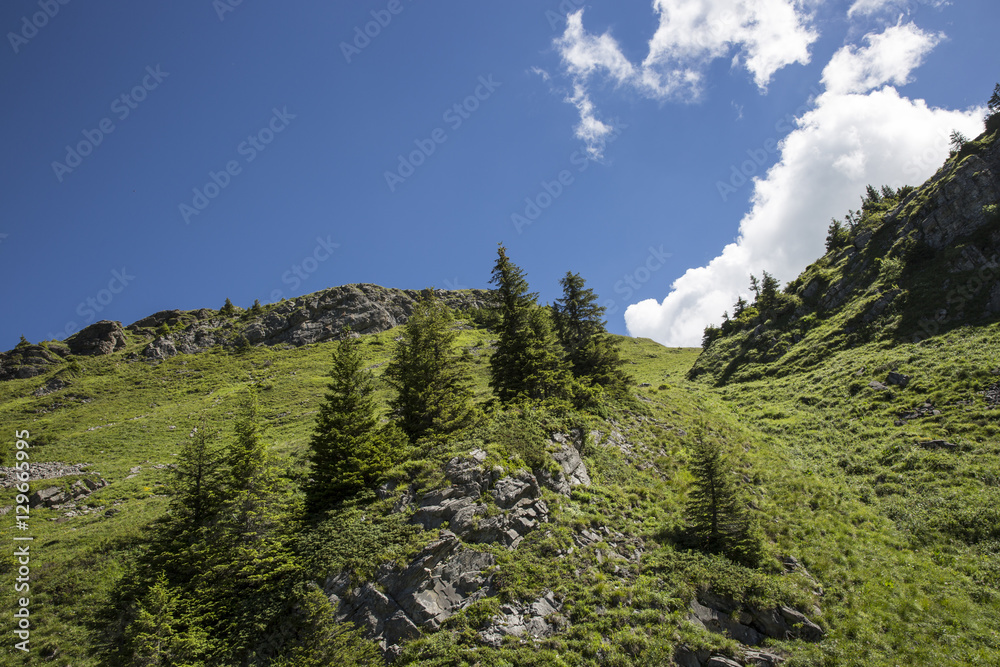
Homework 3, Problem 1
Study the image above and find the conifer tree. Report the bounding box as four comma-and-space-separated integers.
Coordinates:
16, 335, 29, 349
123, 573, 210, 667
224, 388, 281, 543
685, 428, 762, 567
170, 424, 223, 535
385, 290, 474, 442
307, 333, 399, 511
758, 271, 780, 314
221, 298, 236, 316
552, 272, 628, 390
488, 245, 569, 401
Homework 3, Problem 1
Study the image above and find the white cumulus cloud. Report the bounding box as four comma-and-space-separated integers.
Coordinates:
624, 23, 984, 347
553, 1, 819, 157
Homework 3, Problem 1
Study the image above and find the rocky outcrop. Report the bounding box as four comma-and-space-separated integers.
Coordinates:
0, 462, 99, 488
403, 440, 590, 550
0, 344, 67, 381
477, 591, 566, 648
688, 588, 824, 646
66, 321, 128, 356
333, 442, 591, 658
143, 336, 178, 360
326, 531, 496, 658
25, 476, 108, 509
132, 284, 492, 358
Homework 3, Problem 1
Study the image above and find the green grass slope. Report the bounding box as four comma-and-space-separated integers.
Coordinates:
0, 310, 997, 665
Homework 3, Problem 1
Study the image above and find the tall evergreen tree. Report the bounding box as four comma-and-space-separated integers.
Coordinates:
224, 388, 281, 543
170, 424, 223, 535
307, 333, 399, 511
385, 290, 474, 442
488, 245, 569, 401
684, 428, 762, 567
552, 272, 628, 390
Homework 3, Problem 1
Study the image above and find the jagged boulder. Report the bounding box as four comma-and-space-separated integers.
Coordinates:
326, 530, 496, 657
66, 321, 127, 356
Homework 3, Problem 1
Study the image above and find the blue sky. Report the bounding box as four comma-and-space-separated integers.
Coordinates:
1, 0, 996, 350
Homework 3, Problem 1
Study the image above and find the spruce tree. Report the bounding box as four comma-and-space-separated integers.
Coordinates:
489, 244, 537, 401
224, 388, 280, 543
123, 574, 210, 666
307, 333, 399, 511
488, 245, 570, 401
170, 424, 224, 535
552, 272, 628, 390
685, 428, 762, 567
221, 298, 236, 316
385, 290, 474, 443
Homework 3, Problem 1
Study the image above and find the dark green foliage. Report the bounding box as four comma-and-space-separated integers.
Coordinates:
16, 334, 29, 349
270, 586, 383, 667
385, 290, 475, 443
170, 424, 224, 535
553, 272, 629, 390
684, 429, 763, 567
757, 271, 780, 315
488, 245, 571, 402
949, 130, 969, 157
224, 388, 282, 544
307, 334, 401, 511
221, 298, 236, 316
826, 218, 849, 251
121, 573, 210, 666
702, 324, 722, 350
250, 299, 263, 316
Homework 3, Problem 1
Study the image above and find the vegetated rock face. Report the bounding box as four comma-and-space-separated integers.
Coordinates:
0, 344, 67, 381
477, 591, 566, 648
67, 320, 128, 356
131, 284, 491, 358
326, 531, 496, 659
688, 588, 825, 647
0, 462, 99, 489
331, 441, 590, 658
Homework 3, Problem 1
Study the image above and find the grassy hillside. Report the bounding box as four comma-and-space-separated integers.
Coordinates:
1, 305, 998, 665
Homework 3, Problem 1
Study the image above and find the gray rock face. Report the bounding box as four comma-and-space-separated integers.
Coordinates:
134, 285, 492, 357
411, 465, 550, 550
143, 336, 177, 360
0, 344, 67, 381
66, 320, 128, 356
327, 531, 495, 655
688, 589, 824, 645
477, 591, 565, 648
